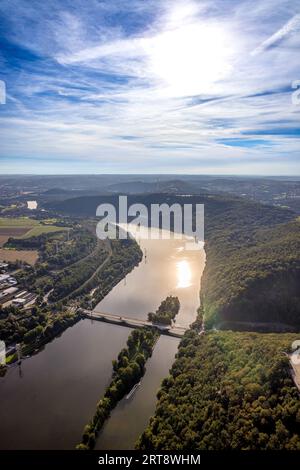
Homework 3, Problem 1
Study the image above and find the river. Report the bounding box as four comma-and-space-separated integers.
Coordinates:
0, 226, 205, 449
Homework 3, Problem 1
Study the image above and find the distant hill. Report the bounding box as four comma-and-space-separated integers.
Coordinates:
106, 179, 206, 195
1, 174, 298, 213
42, 188, 71, 195
38, 188, 108, 203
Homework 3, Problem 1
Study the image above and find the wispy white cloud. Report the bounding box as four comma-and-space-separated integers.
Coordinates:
252, 13, 300, 55
0, 0, 300, 174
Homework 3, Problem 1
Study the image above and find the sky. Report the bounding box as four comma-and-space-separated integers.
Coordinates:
0, 0, 300, 175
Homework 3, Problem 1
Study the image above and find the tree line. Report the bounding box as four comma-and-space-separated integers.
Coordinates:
77, 327, 160, 450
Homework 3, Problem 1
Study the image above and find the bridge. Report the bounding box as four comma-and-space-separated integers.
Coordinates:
81, 309, 187, 338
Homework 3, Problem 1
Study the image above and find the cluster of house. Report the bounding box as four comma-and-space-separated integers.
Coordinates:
0, 262, 36, 308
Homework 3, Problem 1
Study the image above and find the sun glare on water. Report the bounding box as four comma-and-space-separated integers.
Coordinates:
176, 259, 192, 288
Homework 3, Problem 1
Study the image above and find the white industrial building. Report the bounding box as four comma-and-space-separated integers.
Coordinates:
12, 298, 27, 307
0, 264, 36, 308
0, 287, 18, 299
0, 274, 10, 283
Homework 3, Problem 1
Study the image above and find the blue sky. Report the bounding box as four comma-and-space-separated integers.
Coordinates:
0, 0, 300, 174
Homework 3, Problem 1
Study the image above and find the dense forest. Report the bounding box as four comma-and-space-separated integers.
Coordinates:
77, 327, 159, 450
137, 330, 300, 450
48, 242, 108, 301
202, 207, 300, 329
148, 296, 180, 325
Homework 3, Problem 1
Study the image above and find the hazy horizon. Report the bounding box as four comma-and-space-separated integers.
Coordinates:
0, 173, 299, 178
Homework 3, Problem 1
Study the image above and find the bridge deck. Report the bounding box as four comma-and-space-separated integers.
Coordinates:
82, 310, 186, 338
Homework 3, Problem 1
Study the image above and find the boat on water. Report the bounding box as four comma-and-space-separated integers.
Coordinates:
126, 381, 141, 400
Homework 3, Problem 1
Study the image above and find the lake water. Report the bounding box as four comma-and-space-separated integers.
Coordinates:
27, 200, 38, 210
0, 321, 130, 449
0, 226, 205, 449
95, 335, 180, 450
95, 225, 205, 329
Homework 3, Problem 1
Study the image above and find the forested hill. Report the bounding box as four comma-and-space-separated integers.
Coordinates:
45, 192, 293, 224
137, 331, 300, 450
202, 198, 300, 330
202, 218, 300, 329
46, 192, 299, 330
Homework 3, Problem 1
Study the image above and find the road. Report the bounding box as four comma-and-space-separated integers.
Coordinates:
82, 310, 187, 338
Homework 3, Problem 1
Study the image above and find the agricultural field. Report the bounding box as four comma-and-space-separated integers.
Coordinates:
18, 225, 69, 239
0, 217, 36, 242
0, 217, 68, 240
0, 217, 38, 227
0, 217, 68, 264
0, 248, 38, 265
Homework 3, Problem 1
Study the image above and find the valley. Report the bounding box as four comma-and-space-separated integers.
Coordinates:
0, 175, 299, 451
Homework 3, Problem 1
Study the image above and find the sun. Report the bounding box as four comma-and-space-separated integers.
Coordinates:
146, 22, 233, 96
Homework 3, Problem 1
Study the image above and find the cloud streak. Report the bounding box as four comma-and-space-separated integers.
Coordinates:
252, 13, 300, 55
0, 0, 299, 174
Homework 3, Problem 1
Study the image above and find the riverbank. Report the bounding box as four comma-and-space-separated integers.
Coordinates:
1, 237, 143, 368
4, 310, 82, 366
0, 226, 205, 449
77, 327, 160, 450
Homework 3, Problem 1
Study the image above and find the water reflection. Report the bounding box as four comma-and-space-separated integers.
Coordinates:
176, 259, 192, 288
95, 223, 205, 328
